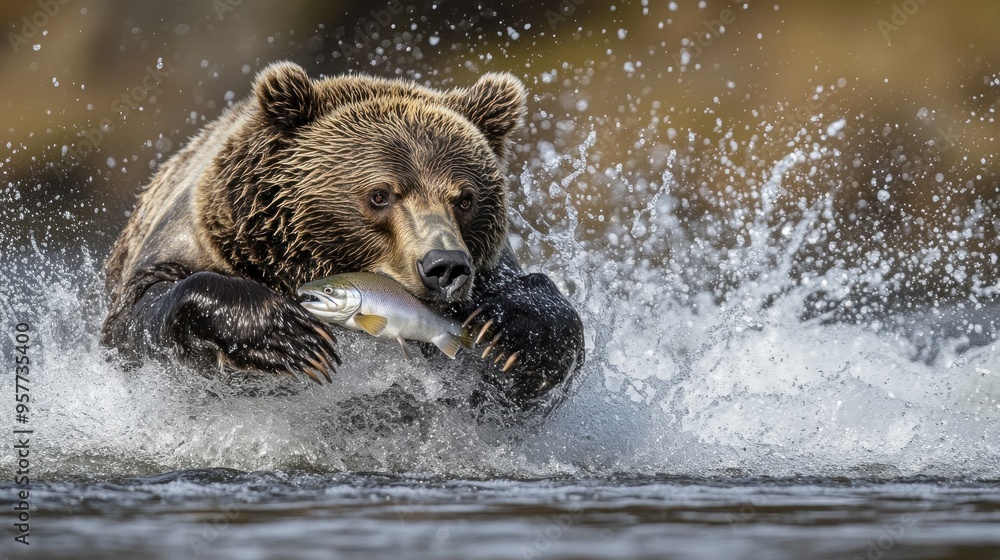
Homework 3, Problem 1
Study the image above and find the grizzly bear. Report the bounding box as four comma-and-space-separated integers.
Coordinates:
101, 61, 584, 410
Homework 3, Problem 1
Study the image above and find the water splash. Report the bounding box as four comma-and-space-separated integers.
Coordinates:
3, 68, 999, 482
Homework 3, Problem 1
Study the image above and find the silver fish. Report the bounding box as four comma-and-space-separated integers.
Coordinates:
297, 272, 472, 359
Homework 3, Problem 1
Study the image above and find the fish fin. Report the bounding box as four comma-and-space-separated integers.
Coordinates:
397, 337, 415, 361
458, 327, 475, 349
432, 333, 461, 359
353, 313, 388, 336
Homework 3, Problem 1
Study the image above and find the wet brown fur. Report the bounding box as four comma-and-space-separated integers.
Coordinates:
104, 62, 527, 324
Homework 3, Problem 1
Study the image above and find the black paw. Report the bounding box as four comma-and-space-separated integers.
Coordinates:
456, 273, 584, 404
167, 272, 341, 383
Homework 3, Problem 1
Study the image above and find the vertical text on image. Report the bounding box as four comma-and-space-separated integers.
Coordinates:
12, 322, 33, 546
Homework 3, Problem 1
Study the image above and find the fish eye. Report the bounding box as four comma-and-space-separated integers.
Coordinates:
323, 287, 333, 294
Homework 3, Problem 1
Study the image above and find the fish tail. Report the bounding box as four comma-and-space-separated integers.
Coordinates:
431, 333, 462, 359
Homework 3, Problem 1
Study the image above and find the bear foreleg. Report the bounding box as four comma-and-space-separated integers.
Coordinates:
104, 266, 340, 383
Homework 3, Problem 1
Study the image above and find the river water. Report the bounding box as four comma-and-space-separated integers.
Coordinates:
3, 145, 999, 557
7, 472, 1000, 560
3, 1, 1000, 558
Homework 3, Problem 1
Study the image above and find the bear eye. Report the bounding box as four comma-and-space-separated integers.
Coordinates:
456, 194, 474, 212
369, 190, 390, 209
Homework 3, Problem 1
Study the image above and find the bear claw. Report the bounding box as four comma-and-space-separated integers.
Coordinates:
305, 355, 334, 382
313, 326, 342, 366
502, 352, 519, 372
301, 366, 325, 384
462, 306, 485, 328
475, 319, 495, 345
481, 332, 502, 359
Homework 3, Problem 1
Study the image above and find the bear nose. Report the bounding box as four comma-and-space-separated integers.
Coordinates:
417, 249, 472, 297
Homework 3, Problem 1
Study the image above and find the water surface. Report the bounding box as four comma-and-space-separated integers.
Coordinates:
6, 471, 999, 560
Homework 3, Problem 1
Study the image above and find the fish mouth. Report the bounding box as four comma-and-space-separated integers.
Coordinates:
295, 287, 326, 306
295, 289, 332, 313
296, 290, 320, 303
296, 287, 357, 323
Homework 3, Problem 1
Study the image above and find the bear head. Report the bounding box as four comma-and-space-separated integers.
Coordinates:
207, 62, 527, 303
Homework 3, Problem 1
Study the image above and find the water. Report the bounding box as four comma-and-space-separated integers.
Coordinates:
8, 472, 1000, 559
3, 2, 1000, 558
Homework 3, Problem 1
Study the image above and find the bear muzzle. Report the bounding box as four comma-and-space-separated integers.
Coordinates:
417, 249, 472, 300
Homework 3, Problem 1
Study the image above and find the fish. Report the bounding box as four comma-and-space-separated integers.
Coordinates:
297, 272, 472, 360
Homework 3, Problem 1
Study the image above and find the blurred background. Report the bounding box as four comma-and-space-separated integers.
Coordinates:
2, 0, 998, 315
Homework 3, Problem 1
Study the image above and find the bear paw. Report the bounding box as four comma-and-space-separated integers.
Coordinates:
169, 272, 341, 384
460, 273, 584, 403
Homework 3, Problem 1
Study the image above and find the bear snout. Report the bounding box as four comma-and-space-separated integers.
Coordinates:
417, 249, 473, 300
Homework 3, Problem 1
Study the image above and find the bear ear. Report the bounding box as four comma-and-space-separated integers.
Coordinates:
253, 61, 320, 131
447, 72, 527, 157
